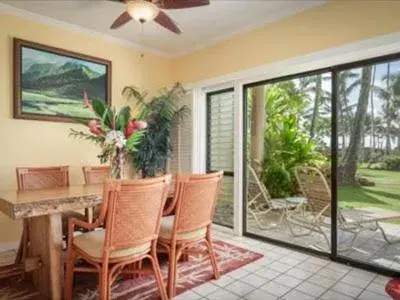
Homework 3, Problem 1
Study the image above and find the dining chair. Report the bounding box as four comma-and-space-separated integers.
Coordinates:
157, 171, 224, 298
64, 175, 171, 300
15, 166, 86, 263
82, 166, 110, 222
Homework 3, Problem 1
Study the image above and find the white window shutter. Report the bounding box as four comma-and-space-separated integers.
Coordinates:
169, 92, 192, 173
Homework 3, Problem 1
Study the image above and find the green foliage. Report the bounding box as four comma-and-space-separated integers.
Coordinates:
259, 85, 326, 198
381, 156, 400, 171
124, 83, 189, 177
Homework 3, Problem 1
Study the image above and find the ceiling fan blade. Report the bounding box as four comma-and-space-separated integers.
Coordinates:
154, 10, 182, 34
110, 11, 132, 29
156, 0, 209, 9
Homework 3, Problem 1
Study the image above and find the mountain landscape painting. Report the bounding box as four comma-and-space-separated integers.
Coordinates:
14, 39, 111, 122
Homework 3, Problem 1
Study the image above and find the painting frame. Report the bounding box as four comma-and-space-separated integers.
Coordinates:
13, 38, 112, 123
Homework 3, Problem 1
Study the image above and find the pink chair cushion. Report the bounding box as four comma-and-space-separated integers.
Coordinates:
386, 279, 400, 299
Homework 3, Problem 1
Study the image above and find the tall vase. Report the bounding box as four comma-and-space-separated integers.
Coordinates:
110, 148, 125, 179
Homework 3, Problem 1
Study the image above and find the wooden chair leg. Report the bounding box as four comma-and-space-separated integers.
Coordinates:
99, 264, 109, 300
206, 232, 220, 279
150, 252, 168, 300
64, 250, 75, 300
167, 245, 177, 298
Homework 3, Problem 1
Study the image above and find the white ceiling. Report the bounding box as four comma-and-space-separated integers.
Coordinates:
1, 0, 326, 57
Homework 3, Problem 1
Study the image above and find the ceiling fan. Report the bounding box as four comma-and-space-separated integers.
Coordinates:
109, 0, 210, 34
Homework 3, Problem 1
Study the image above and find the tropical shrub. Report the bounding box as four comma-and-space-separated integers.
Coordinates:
381, 156, 400, 171
123, 83, 189, 177
259, 84, 326, 198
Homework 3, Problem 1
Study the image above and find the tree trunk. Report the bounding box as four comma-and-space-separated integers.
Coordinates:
250, 86, 265, 173
370, 66, 376, 152
385, 63, 391, 154
309, 75, 322, 139
339, 66, 372, 185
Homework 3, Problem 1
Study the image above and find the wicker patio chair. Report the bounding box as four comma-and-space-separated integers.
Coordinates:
15, 166, 86, 264
289, 166, 400, 250
82, 166, 110, 222
64, 175, 171, 300
247, 166, 301, 230
157, 171, 224, 298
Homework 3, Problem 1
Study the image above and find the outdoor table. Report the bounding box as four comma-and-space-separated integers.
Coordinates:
0, 184, 103, 299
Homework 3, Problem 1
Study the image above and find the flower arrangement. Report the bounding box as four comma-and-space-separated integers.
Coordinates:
70, 90, 147, 179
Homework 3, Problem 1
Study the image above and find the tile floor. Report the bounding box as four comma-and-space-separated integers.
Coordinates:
179, 225, 393, 300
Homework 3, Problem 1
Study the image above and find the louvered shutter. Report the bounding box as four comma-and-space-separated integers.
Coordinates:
207, 90, 235, 227
170, 92, 192, 173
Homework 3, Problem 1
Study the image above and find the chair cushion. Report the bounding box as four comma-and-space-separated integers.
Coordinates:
73, 229, 151, 260
159, 215, 207, 241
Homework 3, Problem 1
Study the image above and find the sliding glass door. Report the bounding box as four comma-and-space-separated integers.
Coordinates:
244, 72, 332, 254
337, 58, 400, 272
242, 52, 400, 276
207, 89, 235, 228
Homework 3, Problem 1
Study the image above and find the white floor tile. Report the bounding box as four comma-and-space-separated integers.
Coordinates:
282, 289, 316, 300
175, 290, 203, 300
287, 267, 313, 280
244, 288, 278, 300
331, 281, 363, 298
192, 282, 220, 296
340, 274, 374, 289
254, 267, 281, 280
206, 288, 240, 300
260, 281, 291, 297
295, 281, 326, 297
365, 282, 387, 296
241, 273, 269, 288
224, 280, 255, 296
212, 275, 236, 287
320, 290, 353, 300
273, 273, 302, 288
268, 261, 292, 273
357, 290, 390, 300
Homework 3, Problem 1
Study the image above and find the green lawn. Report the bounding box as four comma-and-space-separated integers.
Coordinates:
339, 168, 400, 213
22, 91, 96, 119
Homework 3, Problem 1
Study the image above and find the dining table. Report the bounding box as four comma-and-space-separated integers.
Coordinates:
0, 184, 103, 300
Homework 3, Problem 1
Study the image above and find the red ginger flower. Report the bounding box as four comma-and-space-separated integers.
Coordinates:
88, 120, 104, 136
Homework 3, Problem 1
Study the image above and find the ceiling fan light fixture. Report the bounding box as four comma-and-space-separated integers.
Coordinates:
126, 0, 159, 23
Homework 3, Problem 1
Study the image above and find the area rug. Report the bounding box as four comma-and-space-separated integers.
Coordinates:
0, 240, 263, 299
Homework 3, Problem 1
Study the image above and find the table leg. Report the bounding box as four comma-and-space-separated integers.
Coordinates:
28, 213, 62, 300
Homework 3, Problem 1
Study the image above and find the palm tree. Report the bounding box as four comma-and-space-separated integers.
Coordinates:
340, 66, 372, 185
337, 70, 360, 158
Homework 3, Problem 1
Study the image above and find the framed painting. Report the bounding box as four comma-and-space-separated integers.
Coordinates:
13, 38, 112, 123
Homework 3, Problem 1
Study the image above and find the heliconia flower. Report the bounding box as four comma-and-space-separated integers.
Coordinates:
83, 89, 93, 110
133, 120, 147, 130
88, 120, 104, 136
124, 120, 137, 138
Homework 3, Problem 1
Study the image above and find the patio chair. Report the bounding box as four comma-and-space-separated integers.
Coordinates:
247, 166, 300, 230
82, 166, 110, 222
64, 175, 171, 300
289, 166, 400, 250
157, 171, 223, 298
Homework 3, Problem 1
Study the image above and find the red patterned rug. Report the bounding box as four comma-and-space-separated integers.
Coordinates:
0, 240, 263, 299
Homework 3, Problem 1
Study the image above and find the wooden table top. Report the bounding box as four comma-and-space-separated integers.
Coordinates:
0, 185, 103, 220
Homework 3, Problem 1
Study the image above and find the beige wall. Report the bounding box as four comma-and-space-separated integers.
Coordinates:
172, 0, 400, 84
0, 13, 172, 243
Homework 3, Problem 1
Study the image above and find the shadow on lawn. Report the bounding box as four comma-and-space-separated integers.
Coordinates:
339, 186, 388, 206
363, 188, 400, 202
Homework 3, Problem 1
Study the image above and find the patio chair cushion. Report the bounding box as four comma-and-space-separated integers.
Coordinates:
386, 278, 400, 300
73, 229, 151, 259
159, 215, 207, 241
